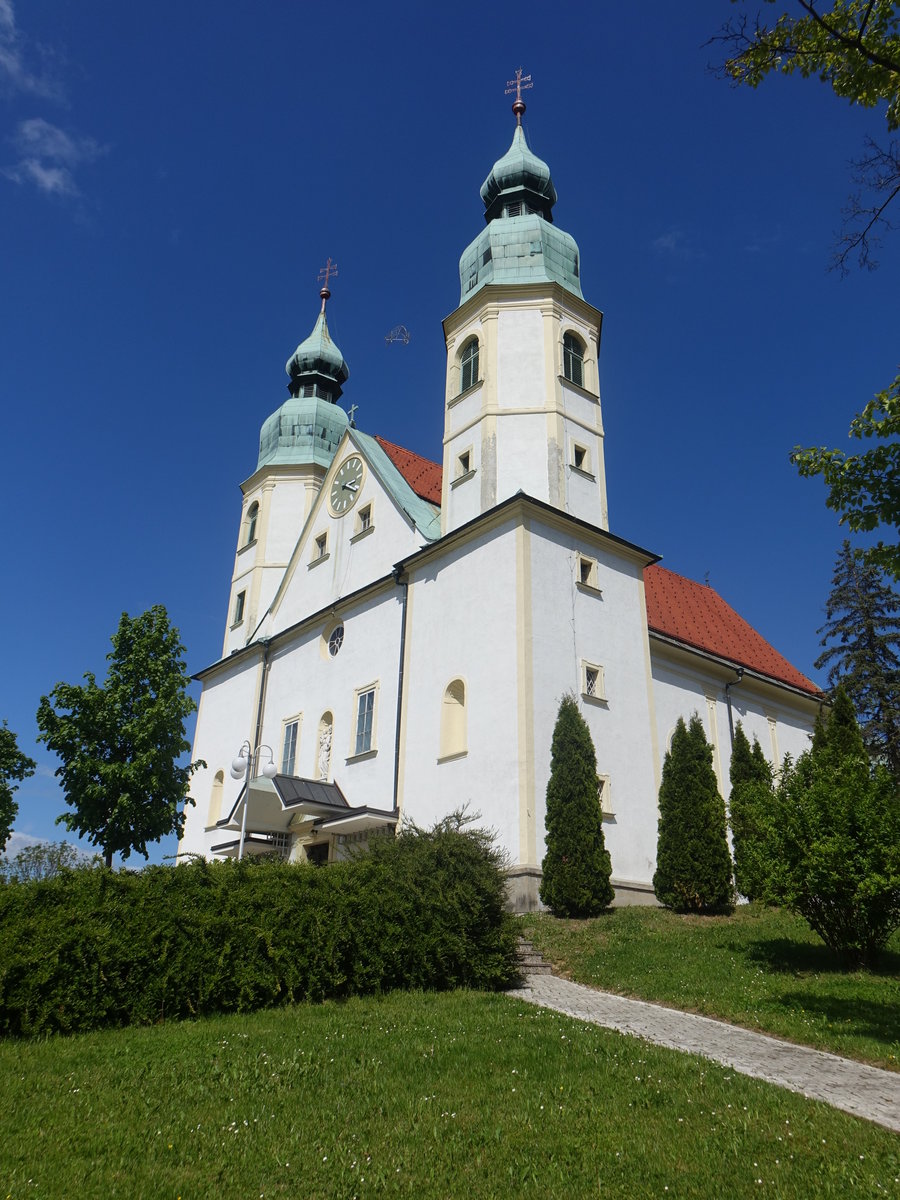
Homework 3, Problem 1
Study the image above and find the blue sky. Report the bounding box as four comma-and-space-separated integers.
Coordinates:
2, 1, 897, 864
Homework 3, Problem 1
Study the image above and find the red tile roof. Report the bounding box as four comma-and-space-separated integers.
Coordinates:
645, 564, 820, 696
369, 441, 817, 696
375, 436, 443, 505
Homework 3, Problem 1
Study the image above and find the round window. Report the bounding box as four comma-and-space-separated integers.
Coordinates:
328, 624, 344, 656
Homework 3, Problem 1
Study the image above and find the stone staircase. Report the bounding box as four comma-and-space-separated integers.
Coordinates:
516, 935, 553, 976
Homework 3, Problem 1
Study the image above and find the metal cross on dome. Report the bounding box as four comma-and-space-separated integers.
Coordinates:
505, 67, 533, 124
317, 257, 338, 310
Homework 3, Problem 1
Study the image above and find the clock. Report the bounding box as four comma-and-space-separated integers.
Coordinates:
329, 455, 364, 515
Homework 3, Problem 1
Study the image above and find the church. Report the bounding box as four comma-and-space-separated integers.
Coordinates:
178, 86, 821, 908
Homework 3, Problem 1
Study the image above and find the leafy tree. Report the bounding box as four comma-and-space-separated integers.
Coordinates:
0, 840, 96, 883
728, 723, 775, 900
711, 1, 900, 272
540, 695, 614, 917
766, 686, 900, 965
36, 606, 203, 868
654, 715, 733, 913
711, 5, 900, 573
0, 722, 36, 853
815, 539, 900, 769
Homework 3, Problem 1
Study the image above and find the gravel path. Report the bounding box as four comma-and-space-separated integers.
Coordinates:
508, 972, 900, 1132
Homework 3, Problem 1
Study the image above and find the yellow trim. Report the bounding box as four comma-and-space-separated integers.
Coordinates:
515, 518, 537, 867
638, 577, 663, 799
706, 695, 724, 793
395, 575, 414, 815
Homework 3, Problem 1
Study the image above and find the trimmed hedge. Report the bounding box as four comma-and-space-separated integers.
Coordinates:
0, 820, 519, 1037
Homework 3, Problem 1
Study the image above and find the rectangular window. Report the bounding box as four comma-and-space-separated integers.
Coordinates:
314, 533, 327, 559
582, 661, 606, 703
598, 774, 613, 816
577, 554, 599, 590
358, 504, 372, 532
457, 451, 470, 475
233, 590, 245, 625
355, 688, 375, 755
282, 720, 299, 775
572, 444, 588, 472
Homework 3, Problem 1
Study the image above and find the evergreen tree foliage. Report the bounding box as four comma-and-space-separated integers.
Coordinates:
728, 723, 774, 901
653, 715, 733, 913
36, 607, 203, 868
815, 541, 900, 773
540, 695, 613, 917
0, 723, 36, 853
766, 687, 900, 966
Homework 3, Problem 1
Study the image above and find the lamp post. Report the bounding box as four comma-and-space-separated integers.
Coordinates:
230, 741, 278, 860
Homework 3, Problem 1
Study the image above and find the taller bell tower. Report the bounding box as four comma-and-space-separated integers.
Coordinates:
441, 80, 608, 535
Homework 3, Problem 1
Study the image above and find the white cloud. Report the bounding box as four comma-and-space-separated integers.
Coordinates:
652, 227, 700, 260
0, 0, 62, 100
3, 117, 105, 197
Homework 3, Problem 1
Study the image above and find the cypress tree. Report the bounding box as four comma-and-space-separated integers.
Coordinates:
816, 541, 900, 774
654, 715, 733, 913
540, 695, 614, 917
728, 723, 774, 901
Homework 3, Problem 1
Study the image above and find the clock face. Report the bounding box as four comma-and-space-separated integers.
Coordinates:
329, 455, 364, 515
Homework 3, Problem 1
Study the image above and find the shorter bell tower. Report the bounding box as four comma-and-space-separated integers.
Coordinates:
223, 266, 350, 655
441, 81, 608, 535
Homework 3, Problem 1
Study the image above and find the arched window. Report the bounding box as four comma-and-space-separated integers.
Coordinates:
460, 338, 479, 393
563, 332, 585, 388
208, 769, 225, 826
439, 679, 467, 759
245, 501, 259, 545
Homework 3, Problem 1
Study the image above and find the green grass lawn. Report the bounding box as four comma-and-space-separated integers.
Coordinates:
521, 905, 900, 1069
2, 990, 899, 1199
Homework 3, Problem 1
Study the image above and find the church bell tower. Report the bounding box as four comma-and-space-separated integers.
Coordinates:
441, 76, 608, 535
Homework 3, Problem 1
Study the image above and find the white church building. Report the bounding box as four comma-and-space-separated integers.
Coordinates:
178, 93, 821, 907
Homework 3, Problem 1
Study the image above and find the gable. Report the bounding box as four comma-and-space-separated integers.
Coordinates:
645, 564, 819, 696
374, 436, 443, 504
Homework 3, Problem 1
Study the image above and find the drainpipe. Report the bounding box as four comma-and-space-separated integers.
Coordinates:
392, 564, 409, 814
253, 638, 272, 754
244, 638, 272, 817
724, 666, 745, 748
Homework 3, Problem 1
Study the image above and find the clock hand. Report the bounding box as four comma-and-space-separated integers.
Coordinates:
344, 481, 359, 492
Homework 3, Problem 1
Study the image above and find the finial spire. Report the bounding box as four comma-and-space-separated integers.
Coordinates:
504, 67, 533, 126
317, 257, 339, 311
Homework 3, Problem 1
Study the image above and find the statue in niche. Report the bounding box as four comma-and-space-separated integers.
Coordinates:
318, 721, 333, 780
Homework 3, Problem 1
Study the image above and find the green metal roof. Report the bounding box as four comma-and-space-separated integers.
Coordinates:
458, 214, 583, 302
480, 125, 557, 219
458, 122, 582, 303
285, 309, 349, 399
257, 396, 349, 470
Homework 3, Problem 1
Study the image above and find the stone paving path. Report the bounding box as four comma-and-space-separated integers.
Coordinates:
508, 971, 900, 1132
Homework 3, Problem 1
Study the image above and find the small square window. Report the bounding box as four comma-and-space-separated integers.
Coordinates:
582, 661, 606, 703
314, 533, 327, 559
358, 505, 372, 532
572, 444, 588, 471
457, 451, 470, 476
577, 555, 599, 590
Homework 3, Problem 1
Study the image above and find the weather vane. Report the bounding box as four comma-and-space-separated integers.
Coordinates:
317, 257, 338, 310
504, 67, 533, 125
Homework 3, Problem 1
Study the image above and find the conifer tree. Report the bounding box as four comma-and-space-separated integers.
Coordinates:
540, 695, 613, 917
654, 715, 733, 913
816, 541, 900, 774
727, 723, 774, 901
